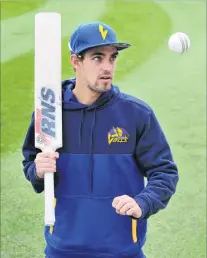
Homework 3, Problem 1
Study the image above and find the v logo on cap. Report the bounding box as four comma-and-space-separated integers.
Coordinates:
99, 24, 108, 40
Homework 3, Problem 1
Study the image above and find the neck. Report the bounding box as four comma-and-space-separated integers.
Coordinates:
73, 78, 101, 105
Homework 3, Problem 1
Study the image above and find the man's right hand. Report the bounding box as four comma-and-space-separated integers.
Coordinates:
34, 152, 59, 179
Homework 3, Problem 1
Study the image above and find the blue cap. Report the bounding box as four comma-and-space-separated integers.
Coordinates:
68, 22, 131, 55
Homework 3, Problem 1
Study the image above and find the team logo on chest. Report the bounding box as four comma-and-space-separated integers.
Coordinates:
108, 127, 129, 145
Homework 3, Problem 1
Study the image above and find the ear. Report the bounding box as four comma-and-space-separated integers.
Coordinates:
70, 54, 81, 71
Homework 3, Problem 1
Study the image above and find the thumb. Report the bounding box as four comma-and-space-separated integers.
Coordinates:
55, 152, 59, 159
112, 196, 120, 208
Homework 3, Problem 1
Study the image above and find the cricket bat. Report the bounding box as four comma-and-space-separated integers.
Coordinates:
34, 12, 62, 226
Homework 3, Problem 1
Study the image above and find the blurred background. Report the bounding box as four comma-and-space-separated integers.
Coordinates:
1, 0, 206, 257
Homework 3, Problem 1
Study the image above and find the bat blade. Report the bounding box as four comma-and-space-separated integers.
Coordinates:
34, 12, 62, 226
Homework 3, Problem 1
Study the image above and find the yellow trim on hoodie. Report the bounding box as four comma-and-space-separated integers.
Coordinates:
132, 219, 137, 243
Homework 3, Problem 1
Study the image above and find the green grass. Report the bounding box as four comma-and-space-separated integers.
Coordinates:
0, 0, 46, 20
1, 1, 206, 258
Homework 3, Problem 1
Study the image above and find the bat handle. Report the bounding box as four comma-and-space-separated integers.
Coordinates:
44, 172, 55, 226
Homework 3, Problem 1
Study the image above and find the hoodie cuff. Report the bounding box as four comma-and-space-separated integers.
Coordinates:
134, 195, 151, 219
29, 162, 44, 185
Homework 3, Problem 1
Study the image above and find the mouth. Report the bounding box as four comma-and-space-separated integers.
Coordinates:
99, 76, 112, 81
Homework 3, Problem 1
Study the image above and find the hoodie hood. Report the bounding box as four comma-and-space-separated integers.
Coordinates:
62, 78, 120, 110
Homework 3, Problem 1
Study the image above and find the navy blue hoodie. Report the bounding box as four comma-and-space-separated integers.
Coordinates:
22, 78, 178, 258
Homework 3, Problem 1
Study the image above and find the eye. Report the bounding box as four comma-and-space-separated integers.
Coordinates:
93, 56, 102, 61
111, 55, 118, 61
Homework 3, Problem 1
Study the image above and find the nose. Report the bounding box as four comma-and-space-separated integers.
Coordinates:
101, 60, 114, 73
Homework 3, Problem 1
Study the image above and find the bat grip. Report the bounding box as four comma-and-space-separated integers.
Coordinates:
44, 172, 55, 226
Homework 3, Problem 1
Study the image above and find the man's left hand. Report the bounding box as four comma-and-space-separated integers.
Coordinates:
112, 195, 142, 219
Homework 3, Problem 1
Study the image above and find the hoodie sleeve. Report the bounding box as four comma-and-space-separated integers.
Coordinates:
134, 109, 179, 219
22, 112, 59, 193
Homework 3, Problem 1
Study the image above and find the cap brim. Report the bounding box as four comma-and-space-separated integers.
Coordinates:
73, 42, 131, 54
110, 42, 131, 50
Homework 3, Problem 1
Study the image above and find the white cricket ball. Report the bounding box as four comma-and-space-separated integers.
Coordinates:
168, 32, 190, 54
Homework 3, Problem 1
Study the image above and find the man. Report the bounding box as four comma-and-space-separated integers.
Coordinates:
22, 22, 179, 258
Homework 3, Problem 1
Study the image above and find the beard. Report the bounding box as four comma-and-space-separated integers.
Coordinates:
87, 78, 112, 93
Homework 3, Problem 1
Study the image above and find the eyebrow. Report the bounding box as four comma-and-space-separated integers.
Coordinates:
90, 51, 119, 57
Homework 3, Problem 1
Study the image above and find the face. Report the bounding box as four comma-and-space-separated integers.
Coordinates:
71, 46, 118, 93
